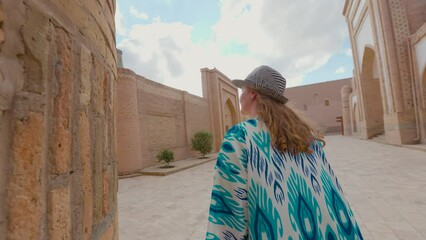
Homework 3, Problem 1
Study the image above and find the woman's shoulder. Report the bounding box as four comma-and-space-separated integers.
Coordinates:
224, 118, 260, 142
233, 118, 263, 132
241, 118, 260, 127
308, 139, 326, 154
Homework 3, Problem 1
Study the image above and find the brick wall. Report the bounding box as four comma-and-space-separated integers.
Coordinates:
184, 92, 212, 146
116, 69, 142, 174
0, 0, 118, 239
401, 0, 426, 33
285, 79, 352, 133
117, 68, 211, 173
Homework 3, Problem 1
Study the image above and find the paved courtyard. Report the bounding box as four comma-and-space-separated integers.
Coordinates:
118, 136, 426, 240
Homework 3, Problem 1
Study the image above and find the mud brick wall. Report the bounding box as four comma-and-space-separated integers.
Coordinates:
117, 68, 211, 173
183, 92, 212, 146
0, 0, 118, 239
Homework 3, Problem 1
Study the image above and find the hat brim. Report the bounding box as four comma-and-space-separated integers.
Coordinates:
232, 79, 288, 104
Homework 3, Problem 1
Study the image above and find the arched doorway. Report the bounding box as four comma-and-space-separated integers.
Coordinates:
360, 46, 384, 138
420, 68, 426, 143
352, 102, 358, 133
224, 99, 237, 133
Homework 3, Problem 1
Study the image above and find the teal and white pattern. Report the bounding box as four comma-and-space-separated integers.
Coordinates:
207, 118, 363, 240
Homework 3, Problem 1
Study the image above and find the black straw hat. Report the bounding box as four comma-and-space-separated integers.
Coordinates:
232, 65, 288, 103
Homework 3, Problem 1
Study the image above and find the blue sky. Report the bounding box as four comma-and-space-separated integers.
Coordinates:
115, 0, 354, 97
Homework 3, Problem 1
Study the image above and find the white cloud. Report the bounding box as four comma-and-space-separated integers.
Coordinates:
115, 4, 127, 36
118, 20, 261, 97
345, 48, 353, 57
117, 0, 349, 96
213, 1, 348, 81
335, 66, 346, 74
130, 5, 149, 20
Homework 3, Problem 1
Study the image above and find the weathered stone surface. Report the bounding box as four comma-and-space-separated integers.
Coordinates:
81, 0, 115, 53
51, 0, 107, 59
92, 62, 106, 115
50, 28, 73, 174
102, 168, 111, 215
103, 109, 111, 170
13, 92, 45, 119
8, 112, 43, 240
0, 111, 11, 238
3, 0, 118, 238
113, 210, 119, 240
21, 52, 43, 94
99, 220, 115, 240
0, 70, 14, 114
1, 0, 25, 58
0, 110, 10, 240
0, 1, 26, 238
80, 110, 93, 240
21, 1, 50, 94
48, 186, 71, 239
0, 5, 4, 47
80, 46, 92, 107
93, 116, 104, 225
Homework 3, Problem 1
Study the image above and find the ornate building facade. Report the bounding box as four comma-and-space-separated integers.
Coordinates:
342, 0, 426, 145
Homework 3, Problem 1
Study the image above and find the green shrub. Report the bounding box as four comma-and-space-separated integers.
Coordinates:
157, 149, 174, 167
191, 131, 213, 157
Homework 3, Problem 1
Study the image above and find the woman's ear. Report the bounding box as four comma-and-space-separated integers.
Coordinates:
250, 91, 257, 100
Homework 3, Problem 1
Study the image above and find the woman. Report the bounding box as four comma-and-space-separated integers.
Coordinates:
206, 65, 363, 240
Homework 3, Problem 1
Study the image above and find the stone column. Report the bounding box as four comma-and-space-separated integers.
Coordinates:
116, 69, 143, 174
0, 0, 119, 239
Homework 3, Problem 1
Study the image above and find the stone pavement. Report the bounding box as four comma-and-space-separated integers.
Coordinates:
139, 153, 217, 176
118, 136, 426, 240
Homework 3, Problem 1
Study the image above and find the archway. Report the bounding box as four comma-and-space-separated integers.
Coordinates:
360, 46, 384, 138
224, 99, 237, 133
421, 68, 426, 143
422, 68, 426, 109
352, 103, 358, 133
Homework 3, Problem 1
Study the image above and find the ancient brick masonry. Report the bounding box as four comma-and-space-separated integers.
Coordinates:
0, 0, 118, 239
342, 0, 426, 144
116, 67, 241, 175
117, 68, 213, 173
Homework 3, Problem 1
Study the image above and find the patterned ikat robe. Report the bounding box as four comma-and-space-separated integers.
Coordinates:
206, 118, 363, 240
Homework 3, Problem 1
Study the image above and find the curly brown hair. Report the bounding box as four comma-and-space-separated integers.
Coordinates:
256, 93, 325, 154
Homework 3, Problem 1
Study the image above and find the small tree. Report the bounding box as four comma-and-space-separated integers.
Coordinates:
157, 149, 174, 168
191, 131, 213, 158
